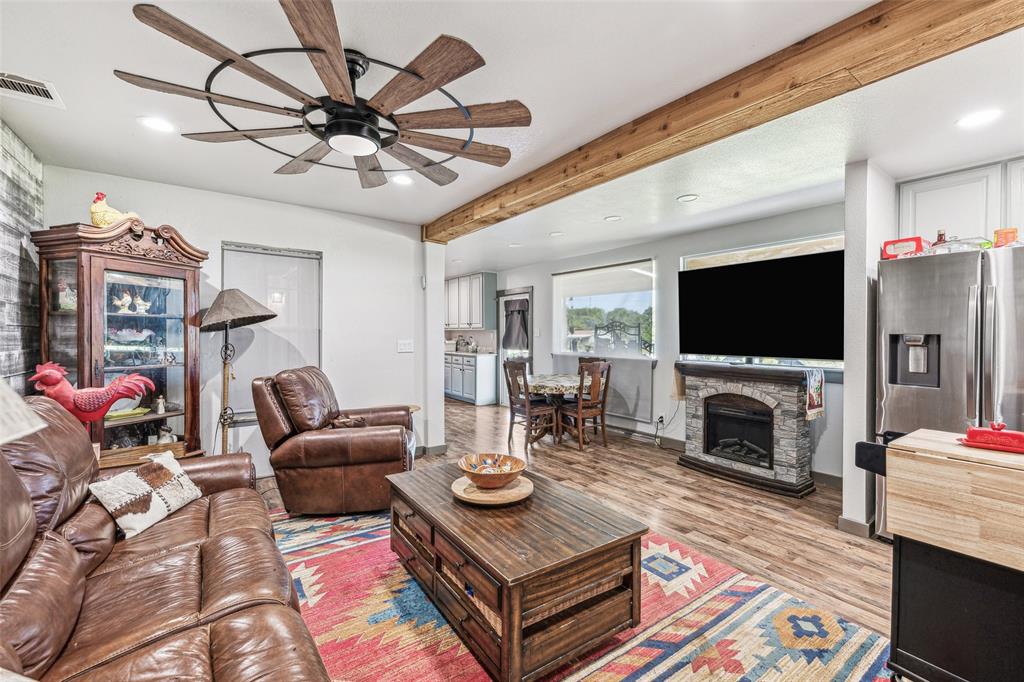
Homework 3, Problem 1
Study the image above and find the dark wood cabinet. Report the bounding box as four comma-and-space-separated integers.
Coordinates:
31, 219, 208, 466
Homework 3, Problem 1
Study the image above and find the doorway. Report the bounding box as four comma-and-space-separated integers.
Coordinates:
496, 287, 533, 406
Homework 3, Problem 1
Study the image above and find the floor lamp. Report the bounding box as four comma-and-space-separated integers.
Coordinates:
200, 288, 276, 455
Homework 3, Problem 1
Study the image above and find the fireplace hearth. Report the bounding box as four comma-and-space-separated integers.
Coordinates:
704, 394, 773, 469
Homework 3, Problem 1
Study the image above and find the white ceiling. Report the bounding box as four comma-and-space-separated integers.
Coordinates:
0, 0, 873, 225
445, 27, 1024, 275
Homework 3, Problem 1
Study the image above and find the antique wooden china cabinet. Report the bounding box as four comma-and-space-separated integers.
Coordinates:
31, 219, 208, 467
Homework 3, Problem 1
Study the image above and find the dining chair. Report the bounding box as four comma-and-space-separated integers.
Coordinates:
504, 360, 557, 457
576, 356, 608, 434
559, 361, 611, 450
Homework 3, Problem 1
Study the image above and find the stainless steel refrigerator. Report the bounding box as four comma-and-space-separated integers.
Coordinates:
874, 247, 1024, 536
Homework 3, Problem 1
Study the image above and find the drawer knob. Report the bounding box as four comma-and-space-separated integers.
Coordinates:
464, 582, 475, 598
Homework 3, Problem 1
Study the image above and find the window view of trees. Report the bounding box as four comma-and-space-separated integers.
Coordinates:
564, 293, 654, 356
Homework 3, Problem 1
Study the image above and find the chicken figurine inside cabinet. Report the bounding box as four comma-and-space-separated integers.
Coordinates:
30, 218, 208, 467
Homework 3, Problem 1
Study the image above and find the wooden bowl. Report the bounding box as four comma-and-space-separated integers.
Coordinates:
457, 453, 526, 489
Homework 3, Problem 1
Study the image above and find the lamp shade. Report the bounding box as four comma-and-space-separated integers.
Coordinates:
200, 288, 277, 332
0, 379, 46, 446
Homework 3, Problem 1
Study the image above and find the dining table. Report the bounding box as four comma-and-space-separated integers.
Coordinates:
527, 373, 593, 444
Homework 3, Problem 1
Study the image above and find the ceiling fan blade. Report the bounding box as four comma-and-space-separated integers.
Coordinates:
274, 140, 332, 174
133, 4, 319, 106
182, 126, 308, 142
382, 143, 458, 186
114, 70, 303, 118
367, 35, 484, 116
278, 0, 355, 105
398, 130, 510, 167
354, 154, 387, 188
394, 101, 531, 130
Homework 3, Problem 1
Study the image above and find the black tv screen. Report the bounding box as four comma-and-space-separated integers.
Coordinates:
678, 250, 844, 360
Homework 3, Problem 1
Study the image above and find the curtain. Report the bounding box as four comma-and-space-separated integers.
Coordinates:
502, 299, 530, 350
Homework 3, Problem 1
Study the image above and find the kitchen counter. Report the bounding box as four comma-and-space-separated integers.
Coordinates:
445, 351, 497, 356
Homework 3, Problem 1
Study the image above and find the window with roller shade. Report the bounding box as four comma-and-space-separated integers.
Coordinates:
552, 259, 654, 358
221, 243, 322, 413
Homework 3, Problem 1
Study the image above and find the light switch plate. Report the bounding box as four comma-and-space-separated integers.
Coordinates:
397, 339, 415, 353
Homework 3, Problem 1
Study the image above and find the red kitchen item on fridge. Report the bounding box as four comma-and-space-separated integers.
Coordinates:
958, 422, 1024, 454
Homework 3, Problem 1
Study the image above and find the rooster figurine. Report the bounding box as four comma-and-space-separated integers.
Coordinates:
90, 192, 139, 228
29, 362, 155, 426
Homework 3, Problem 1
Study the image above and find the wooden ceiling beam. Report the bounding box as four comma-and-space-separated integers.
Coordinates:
421, 0, 1024, 243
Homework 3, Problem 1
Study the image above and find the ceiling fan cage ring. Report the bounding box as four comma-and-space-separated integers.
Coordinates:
202, 46, 473, 173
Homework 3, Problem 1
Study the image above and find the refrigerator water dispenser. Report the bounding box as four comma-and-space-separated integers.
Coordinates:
888, 334, 940, 387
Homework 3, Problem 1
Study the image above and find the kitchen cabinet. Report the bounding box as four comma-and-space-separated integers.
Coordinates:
444, 272, 497, 330
1008, 158, 1024, 227
898, 163, 1002, 239
444, 353, 497, 405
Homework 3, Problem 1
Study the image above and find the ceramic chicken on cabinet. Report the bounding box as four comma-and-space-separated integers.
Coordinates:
89, 191, 140, 228
29, 362, 155, 425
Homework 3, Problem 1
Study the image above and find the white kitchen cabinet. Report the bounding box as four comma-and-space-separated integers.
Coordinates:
443, 272, 497, 330
898, 163, 1003, 239
443, 353, 497, 405
1008, 159, 1024, 228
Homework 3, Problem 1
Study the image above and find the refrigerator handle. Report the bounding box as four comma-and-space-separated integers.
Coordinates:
966, 284, 978, 424
982, 284, 997, 423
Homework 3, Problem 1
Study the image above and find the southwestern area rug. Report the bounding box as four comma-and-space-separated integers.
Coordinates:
272, 511, 892, 681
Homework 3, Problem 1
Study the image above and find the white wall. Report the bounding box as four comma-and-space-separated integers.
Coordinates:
841, 160, 896, 530
43, 166, 429, 476
496, 203, 846, 477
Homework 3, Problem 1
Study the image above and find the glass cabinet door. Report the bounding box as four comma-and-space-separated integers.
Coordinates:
101, 270, 186, 451
45, 258, 80, 387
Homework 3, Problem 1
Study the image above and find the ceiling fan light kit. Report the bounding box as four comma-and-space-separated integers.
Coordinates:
118, 1, 530, 189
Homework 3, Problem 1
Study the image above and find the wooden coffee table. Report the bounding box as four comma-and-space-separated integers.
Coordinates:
386, 464, 648, 682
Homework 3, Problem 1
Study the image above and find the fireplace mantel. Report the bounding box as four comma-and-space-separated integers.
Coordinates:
675, 360, 807, 385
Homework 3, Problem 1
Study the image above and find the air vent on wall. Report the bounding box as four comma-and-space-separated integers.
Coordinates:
0, 73, 65, 109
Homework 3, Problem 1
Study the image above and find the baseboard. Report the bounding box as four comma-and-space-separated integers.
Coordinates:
812, 471, 843, 488
416, 444, 447, 456
837, 515, 875, 538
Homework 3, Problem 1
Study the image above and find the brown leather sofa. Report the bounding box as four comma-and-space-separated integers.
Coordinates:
252, 366, 414, 515
0, 396, 329, 681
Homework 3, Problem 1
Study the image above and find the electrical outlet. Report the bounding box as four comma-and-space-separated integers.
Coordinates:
657, 415, 665, 426
396, 339, 415, 353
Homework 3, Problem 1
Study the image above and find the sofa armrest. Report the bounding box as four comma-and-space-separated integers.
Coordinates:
337, 405, 412, 431
271, 426, 407, 469
95, 453, 256, 496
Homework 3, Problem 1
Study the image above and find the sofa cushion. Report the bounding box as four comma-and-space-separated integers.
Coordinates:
0, 456, 36, 589
49, 605, 328, 682
2, 397, 97, 534
46, 528, 296, 681
0, 532, 85, 678
88, 452, 202, 538
91, 489, 272, 577
57, 502, 116, 575
273, 366, 339, 432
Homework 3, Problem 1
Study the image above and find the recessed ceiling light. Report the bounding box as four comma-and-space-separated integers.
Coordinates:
603, 215, 622, 222
676, 193, 699, 203
391, 174, 413, 186
549, 231, 564, 237
136, 116, 176, 133
508, 243, 522, 248
956, 108, 1002, 129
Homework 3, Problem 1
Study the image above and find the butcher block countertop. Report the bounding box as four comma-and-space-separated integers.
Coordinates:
886, 429, 1024, 572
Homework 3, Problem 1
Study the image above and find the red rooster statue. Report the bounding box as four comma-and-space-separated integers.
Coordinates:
29, 362, 155, 425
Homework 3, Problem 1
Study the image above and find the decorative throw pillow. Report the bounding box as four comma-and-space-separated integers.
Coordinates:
88, 452, 201, 538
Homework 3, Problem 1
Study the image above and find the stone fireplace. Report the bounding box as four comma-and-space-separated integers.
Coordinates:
676, 361, 814, 497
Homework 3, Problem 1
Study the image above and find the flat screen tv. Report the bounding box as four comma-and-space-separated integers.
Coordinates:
678, 250, 844, 361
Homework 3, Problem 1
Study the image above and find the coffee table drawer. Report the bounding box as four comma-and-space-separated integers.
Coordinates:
435, 531, 501, 612
523, 587, 632, 675
393, 528, 433, 590
393, 496, 433, 549
436, 577, 500, 670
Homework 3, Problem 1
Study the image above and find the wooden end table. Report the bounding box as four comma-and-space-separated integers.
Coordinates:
386, 464, 648, 682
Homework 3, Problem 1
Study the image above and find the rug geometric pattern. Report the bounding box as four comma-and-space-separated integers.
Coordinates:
273, 512, 891, 681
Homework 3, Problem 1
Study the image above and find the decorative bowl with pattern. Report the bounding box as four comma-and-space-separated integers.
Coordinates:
457, 453, 526, 489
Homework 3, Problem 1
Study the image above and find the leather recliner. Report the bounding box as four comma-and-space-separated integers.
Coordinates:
252, 366, 414, 515
0, 396, 329, 681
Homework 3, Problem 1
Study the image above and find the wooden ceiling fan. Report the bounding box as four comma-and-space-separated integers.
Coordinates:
115, 1, 531, 188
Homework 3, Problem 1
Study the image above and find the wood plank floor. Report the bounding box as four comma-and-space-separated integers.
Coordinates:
425, 398, 893, 635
